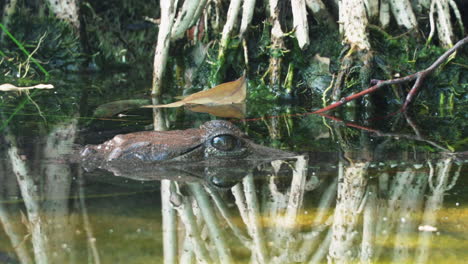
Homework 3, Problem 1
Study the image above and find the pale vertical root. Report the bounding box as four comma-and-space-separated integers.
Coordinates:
374, 168, 415, 260
312, 175, 338, 225
231, 184, 251, 226
171, 0, 202, 40
379, 0, 391, 28
0, 0, 18, 41
172, 191, 211, 264
282, 156, 308, 229
77, 170, 101, 264
363, 0, 379, 19
153, 15, 176, 264
309, 229, 332, 264
188, 183, 233, 264
45, 0, 80, 29
298, 177, 337, 257
427, 0, 436, 45
272, 156, 309, 263
243, 173, 268, 263
448, 0, 464, 36
217, 0, 242, 62
328, 161, 369, 263
268, 0, 285, 85
212, 0, 221, 32
388, 0, 418, 30
152, 97, 168, 132
161, 180, 178, 264
42, 120, 78, 264
416, 158, 460, 264
240, 0, 257, 67
360, 183, 377, 264
0, 141, 32, 264
305, 0, 336, 26
391, 169, 427, 264
179, 235, 194, 264
191, 0, 209, 27
257, 161, 285, 257
434, 0, 454, 47
242, 39, 250, 68
291, 0, 310, 49
4, 131, 49, 264
339, 0, 370, 50
0, 206, 33, 264
205, 186, 251, 247
263, 167, 288, 244
335, 0, 375, 100
296, 218, 331, 262
240, 0, 257, 37
152, 0, 178, 96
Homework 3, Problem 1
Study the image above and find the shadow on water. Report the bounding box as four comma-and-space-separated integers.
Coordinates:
0, 73, 467, 264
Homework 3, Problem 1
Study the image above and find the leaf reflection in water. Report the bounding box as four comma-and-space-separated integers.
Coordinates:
186, 103, 246, 119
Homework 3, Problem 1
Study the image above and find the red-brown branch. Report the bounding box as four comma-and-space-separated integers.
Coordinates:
313, 36, 468, 114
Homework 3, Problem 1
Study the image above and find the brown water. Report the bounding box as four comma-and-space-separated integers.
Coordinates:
0, 73, 466, 264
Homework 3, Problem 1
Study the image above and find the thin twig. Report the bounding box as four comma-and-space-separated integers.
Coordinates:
0, 23, 49, 77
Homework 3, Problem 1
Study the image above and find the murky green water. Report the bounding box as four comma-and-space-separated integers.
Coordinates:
0, 73, 467, 264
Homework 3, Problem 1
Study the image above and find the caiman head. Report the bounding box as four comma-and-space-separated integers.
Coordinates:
80, 120, 295, 188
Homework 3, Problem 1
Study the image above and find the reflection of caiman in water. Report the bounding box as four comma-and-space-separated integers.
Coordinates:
80, 120, 295, 187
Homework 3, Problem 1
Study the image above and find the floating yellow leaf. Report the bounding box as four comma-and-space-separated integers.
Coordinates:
143, 75, 246, 108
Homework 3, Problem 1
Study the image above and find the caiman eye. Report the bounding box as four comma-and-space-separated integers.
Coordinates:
211, 135, 238, 151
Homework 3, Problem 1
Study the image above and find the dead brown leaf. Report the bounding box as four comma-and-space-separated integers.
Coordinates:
143, 75, 246, 108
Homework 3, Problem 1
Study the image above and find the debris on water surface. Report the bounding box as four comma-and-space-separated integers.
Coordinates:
0, 83, 54, 91
418, 225, 438, 232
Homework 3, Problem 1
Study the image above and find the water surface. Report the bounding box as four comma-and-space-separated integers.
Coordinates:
0, 73, 466, 264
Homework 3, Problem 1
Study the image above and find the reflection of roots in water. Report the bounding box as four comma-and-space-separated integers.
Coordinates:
2, 149, 463, 263
159, 156, 464, 263
1, 120, 80, 264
